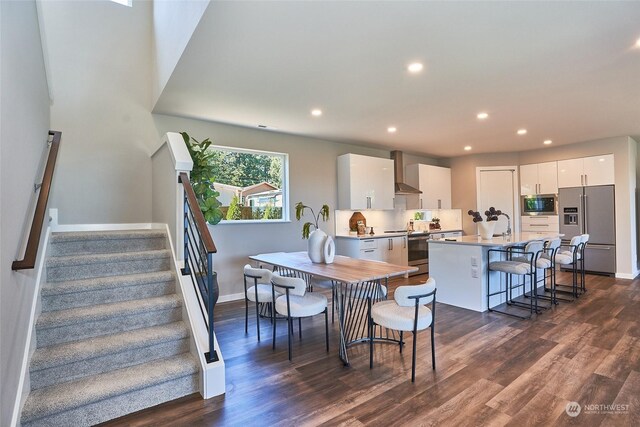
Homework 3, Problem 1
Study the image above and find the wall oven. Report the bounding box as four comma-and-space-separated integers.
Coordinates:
521, 194, 557, 216
408, 234, 429, 276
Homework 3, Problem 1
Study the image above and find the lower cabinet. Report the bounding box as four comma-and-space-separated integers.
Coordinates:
336, 235, 408, 265
520, 216, 559, 233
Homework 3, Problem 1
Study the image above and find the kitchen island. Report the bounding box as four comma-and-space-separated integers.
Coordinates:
428, 232, 562, 312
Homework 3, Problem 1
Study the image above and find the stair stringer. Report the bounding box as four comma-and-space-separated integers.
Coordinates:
156, 223, 225, 399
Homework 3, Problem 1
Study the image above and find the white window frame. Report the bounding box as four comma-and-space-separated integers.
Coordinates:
209, 144, 290, 224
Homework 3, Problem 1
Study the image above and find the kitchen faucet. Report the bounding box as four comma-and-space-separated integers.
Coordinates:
500, 212, 512, 236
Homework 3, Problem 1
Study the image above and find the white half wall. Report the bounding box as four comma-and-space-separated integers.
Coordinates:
0, 1, 51, 425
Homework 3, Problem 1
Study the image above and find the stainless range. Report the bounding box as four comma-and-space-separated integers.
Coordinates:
407, 232, 429, 276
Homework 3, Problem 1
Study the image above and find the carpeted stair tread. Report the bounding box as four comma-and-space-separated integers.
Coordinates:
41, 271, 175, 296
21, 354, 199, 425
50, 229, 166, 243
37, 295, 182, 329
30, 321, 189, 372
46, 249, 170, 268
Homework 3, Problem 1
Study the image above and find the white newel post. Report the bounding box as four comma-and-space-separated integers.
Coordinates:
151, 132, 194, 264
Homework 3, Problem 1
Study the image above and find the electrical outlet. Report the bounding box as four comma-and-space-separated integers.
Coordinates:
471, 267, 479, 278
471, 256, 478, 267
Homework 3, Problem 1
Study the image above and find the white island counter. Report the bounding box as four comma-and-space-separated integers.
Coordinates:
428, 232, 561, 312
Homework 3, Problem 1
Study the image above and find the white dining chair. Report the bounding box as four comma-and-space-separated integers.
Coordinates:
271, 272, 329, 361
368, 278, 437, 382
243, 264, 279, 342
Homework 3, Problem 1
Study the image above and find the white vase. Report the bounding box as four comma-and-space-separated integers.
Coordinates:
308, 229, 327, 263
478, 221, 496, 240
323, 235, 335, 264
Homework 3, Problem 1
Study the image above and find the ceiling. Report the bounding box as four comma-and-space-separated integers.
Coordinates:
153, 1, 640, 158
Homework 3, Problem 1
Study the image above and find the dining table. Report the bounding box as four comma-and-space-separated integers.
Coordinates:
248, 251, 418, 366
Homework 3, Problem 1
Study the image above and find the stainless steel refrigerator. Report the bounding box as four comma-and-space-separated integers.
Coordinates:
558, 185, 616, 275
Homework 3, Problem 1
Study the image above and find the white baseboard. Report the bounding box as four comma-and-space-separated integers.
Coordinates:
11, 228, 51, 427
615, 271, 639, 280
217, 292, 245, 303
49, 208, 159, 232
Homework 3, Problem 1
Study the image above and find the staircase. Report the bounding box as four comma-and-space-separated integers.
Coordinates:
20, 229, 200, 426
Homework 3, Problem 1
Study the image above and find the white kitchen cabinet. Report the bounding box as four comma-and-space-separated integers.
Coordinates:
557, 154, 614, 188
381, 236, 408, 266
583, 154, 615, 186
335, 235, 407, 264
405, 164, 452, 209
520, 161, 558, 195
520, 215, 559, 233
337, 153, 395, 210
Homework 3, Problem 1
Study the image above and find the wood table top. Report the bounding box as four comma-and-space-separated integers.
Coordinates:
249, 251, 418, 284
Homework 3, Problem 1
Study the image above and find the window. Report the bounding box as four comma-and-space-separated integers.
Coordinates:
209, 145, 289, 222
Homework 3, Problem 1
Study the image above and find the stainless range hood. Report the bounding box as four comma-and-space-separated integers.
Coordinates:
390, 151, 422, 195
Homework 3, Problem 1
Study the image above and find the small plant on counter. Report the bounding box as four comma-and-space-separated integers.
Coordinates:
468, 207, 502, 222
295, 202, 330, 239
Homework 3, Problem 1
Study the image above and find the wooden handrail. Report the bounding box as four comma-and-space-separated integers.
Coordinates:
12, 131, 62, 271
179, 172, 217, 254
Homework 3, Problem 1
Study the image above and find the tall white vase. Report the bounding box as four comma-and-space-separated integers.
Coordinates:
478, 221, 496, 240
307, 229, 327, 263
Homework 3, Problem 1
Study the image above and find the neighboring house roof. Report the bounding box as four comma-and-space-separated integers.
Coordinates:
214, 182, 242, 192
241, 182, 278, 197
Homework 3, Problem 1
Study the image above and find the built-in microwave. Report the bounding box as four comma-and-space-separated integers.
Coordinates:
521, 194, 558, 216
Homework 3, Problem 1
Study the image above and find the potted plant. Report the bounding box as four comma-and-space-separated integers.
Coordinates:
180, 132, 224, 225
467, 207, 501, 239
295, 202, 331, 263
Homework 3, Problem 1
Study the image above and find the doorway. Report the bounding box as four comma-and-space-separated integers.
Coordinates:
475, 167, 519, 236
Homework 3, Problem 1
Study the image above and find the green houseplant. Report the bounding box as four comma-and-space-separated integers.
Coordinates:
295, 202, 330, 239
180, 132, 224, 225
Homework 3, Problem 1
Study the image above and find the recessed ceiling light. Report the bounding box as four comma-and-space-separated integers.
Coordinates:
464, 146, 472, 151
543, 140, 553, 145
599, 158, 606, 162
407, 62, 424, 73
517, 129, 527, 135
387, 127, 397, 133
635, 37, 640, 48
477, 112, 489, 120
311, 109, 322, 117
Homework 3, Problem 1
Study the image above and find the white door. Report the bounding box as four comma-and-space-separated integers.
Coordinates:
477, 169, 517, 235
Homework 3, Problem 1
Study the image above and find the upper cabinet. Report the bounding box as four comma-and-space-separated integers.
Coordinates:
520, 161, 558, 195
557, 154, 614, 188
337, 153, 395, 210
405, 164, 452, 209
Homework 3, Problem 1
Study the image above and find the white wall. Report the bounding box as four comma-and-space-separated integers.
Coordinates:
0, 1, 51, 424
40, 0, 157, 225
153, 114, 439, 297
152, 0, 210, 106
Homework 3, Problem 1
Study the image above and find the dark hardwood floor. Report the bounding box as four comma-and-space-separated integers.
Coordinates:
101, 272, 639, 426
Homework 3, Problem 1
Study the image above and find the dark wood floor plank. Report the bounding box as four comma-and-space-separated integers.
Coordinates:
505, 391, 569, 427
594, 335, 640, 382
552, 373, 624, 426
600, 370, 640, 427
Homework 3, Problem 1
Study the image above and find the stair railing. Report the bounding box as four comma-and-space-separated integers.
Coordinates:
178, 172, 219, 363
12, 131, 62, 271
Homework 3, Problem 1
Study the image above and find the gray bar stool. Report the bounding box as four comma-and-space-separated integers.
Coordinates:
487, 240, 545, 319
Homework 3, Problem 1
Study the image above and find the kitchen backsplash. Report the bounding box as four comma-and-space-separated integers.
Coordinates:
334, 208, 462, 235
